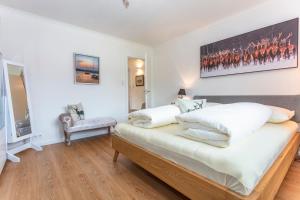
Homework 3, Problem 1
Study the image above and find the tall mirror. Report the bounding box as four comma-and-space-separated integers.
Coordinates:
7, 64, 32, 137
3, 61, 34, 144
3, 60, 42, 162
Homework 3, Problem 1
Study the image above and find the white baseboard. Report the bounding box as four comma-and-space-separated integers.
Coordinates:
36, 137, 64, 146
34, 129, 109, 146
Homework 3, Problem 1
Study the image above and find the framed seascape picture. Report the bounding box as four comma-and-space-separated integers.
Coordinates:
135, 75, 144, 87
74, 53, 100, 84
200, 18, 299, 78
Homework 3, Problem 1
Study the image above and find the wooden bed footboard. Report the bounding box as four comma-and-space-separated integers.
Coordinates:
112, 133, 300, 200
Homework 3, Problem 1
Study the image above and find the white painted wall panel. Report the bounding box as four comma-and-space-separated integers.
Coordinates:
152, 0, 300, 106
0, 5, 153, 145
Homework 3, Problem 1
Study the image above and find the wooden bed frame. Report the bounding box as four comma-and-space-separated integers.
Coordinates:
112, 132, 300, 200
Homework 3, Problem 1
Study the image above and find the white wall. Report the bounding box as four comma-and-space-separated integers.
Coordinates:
0, 5, 153, 145
152, 0, 300, 106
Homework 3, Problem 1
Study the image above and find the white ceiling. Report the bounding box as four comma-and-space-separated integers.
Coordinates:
0, 0, 269, 46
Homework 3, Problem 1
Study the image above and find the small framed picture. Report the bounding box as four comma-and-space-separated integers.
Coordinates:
74, 53, 100, 84
135, 75, 144, 87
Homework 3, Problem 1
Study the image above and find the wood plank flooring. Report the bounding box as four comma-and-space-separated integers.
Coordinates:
0, 134, 299, 200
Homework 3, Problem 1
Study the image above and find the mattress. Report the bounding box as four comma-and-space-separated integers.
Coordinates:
115, 121, 298, 196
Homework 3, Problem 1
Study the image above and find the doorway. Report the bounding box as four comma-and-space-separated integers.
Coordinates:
128, 57, 146, 113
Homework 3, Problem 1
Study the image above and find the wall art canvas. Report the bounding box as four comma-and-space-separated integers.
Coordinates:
200, 18, 298, 78
135, 75, 144, 86
74, 53, 100, 84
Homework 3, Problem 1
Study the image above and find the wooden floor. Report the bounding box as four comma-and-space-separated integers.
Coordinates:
0, 135, 299, 200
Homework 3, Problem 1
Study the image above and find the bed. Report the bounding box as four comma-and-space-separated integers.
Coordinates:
112, 95, 300, 200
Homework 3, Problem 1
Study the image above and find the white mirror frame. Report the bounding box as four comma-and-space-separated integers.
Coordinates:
3, 59, 42, 162
3, 60, 33, 143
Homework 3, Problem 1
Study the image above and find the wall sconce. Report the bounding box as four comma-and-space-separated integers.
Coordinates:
135, 59, 144, 69
136, 69, 144, 76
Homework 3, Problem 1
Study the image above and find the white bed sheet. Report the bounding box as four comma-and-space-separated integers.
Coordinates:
115, 121, 298, 196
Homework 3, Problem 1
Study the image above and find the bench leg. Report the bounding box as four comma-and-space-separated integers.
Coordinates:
113, 150, 119, 162
65, 132, 72, 146
108, 126, 111, 134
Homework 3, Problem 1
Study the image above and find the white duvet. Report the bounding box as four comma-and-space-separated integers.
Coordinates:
115, 121, 298, 195
176, 103, 272, 147
128, 105, 180, 128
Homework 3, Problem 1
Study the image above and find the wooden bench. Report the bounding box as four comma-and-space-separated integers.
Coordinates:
59, 113, 117, 146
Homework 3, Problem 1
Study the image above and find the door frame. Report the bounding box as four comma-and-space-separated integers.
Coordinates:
126, 54, 149, 113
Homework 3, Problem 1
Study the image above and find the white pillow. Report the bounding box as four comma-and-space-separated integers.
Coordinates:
176, 99, 206, 113
205, 102, 222, 107
268, 105, 295, 123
